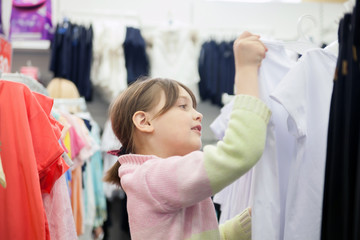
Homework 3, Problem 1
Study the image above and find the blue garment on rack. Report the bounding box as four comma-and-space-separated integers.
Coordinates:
123, 27, 149, 84
218, 40, 235, 106
82, 119, 107, 227
198, 40, 234, 107
50, 21, 93, 101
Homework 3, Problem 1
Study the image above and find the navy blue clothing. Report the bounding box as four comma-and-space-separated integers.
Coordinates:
50, 20, 93, 101
198, 41, 209, 101
198, 39, 235, 107
76, 25, 93, 101
50, 21, 72, 79
321, 3, 360, 239
123, 27, 149, 84
208, 41, 220, 105
218, 41, 235, 106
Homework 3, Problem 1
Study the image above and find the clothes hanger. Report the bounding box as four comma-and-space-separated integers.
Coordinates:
282, 14, 321, 55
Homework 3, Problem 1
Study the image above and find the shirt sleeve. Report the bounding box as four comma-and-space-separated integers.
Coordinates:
219, 207, 252, 240
204, 94, 271, 194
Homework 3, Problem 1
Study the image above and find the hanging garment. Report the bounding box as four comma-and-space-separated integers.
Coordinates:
0, 155, 5, 188
0, 80, 68, 240
210, 41, 297, 240
321, 15, 350, 240
350, 4, 360, 238
211, 98, 254, 224
0, 0, 3, 35
271, 47, 337, 240
60, 124, 86, 236
83, 158, 96, 232
198, 41, 210, 101
82, 119, 105, 231
0, 72, 49, 96
123, 27, 149, 84
42, 174, 77, 240
88, 122, 107, 227
210, 98, 234, 141
79, 25, 93, 100
61, 112, 97, 168
100, 120, 129, 233
149, 28, 200, 100
216, 41, 235, 106
70, 166, 85, 236
50, 21, 73, 79
213, 166, 254, 225
91, 22, 127, 102
198, 40, 235, 107
50, 21, 93, 101
101, 120, 124, 199
321, 5, 360, 239
251, 41, 297, 240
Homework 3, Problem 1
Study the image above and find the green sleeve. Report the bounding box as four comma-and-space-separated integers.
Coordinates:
219, 207, 252, 240
203, 94, 271, 194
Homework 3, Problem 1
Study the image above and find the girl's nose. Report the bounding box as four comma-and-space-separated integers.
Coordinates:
195, 111, 203, 122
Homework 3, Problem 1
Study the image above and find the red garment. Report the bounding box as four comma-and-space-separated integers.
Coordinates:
0, 80, 69, 240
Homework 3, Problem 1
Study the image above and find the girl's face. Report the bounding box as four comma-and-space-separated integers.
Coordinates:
150, 86, 203, 157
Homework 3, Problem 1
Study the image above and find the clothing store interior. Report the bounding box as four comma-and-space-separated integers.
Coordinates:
1, 0, 359, 239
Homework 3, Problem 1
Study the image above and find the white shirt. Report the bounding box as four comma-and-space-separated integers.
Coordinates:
149, 28, 200, 100
211, 98, 255, 224
211, 41, 297, 239
270, 48, 337, 240
252, 41, 297, 240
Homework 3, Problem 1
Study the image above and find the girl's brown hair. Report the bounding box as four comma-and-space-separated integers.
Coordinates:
103, 77, 197, 187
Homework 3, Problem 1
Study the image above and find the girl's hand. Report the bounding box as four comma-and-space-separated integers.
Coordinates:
233, 31, 267, 70
233, 31, 267, 97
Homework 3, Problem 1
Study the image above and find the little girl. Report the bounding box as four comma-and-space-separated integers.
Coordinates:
104, 32, 270, 240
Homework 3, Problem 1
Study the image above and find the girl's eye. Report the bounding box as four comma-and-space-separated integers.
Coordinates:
179, 104, 187, 109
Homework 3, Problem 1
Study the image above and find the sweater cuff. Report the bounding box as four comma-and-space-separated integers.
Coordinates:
233, 95, 271, 124
219, 207, 252, 240
237, 207, 252, 239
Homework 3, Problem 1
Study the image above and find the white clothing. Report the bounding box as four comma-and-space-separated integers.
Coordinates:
42, 174, 77, 240
252, 41, 297, 240
83, 157, 96, 227
210, 99, 234, 141
91, 22, 128, 103
270, 48, 337, 240
211, 41, 297, 240
211, 99, 254, 224
0, 156, 5, 188
149, 28, 200, 100
210, 42, 337, 240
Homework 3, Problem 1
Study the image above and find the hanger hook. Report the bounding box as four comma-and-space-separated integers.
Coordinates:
297, 14, 317, 42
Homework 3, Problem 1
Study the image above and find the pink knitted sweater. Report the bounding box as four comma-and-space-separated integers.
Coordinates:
118, 95, 271, 240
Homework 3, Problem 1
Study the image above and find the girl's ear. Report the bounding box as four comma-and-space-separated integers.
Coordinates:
132, 111, 154, 133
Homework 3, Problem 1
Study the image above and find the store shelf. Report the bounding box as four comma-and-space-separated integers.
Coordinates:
12, 40, 51, 52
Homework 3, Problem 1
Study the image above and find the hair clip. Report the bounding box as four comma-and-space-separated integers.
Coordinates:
107, 146, 127, 156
